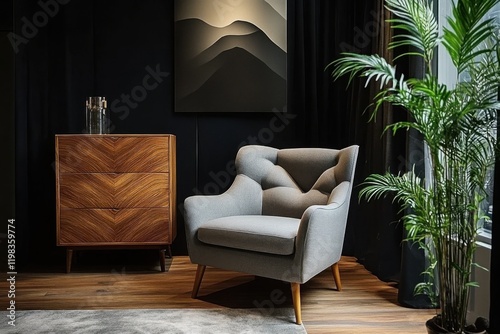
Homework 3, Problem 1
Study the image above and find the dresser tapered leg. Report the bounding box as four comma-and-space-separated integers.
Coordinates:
159, 249, 166, 272
66, 249, 73, 273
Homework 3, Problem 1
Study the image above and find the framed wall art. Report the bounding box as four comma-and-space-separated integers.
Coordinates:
174, 0, 287, 112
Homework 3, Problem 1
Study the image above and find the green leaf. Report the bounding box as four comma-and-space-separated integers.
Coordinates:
443, 0, 500, 73
327, 53, 401, 90
386, 0, 439, 66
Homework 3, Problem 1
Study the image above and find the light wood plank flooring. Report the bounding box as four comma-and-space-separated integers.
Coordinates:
1, 252, 436, 333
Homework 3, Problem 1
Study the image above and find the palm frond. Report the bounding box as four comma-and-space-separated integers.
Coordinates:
443, 0, 500, 73
327, 53, 402, 90
360, 170, 437, 239
360, 171, 428, 207
380, 75, 455, 148
386, 0, 439, 66
461, 47, 500, 106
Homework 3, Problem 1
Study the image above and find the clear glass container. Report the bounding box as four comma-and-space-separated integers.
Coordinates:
85, 96, 108, 134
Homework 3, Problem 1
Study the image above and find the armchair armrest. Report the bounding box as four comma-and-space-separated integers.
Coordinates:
184, 174, 263, 237
293, 181, 352, 282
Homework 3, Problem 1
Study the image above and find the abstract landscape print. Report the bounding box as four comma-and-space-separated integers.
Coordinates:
174, 0, 287, 112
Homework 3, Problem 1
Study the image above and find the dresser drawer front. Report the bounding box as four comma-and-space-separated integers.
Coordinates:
57, 137, 115, 173
59, 174, 114, 208
59, 209, 115, 244
58, 208, 170, 245
115, 208, 170, 243
115, 137, 170, 173
57, 136, 171, 173
59, 173, 169, 208
115, 173, 169, 208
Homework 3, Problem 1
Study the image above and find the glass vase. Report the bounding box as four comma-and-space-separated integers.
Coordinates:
85, 96, 108, 134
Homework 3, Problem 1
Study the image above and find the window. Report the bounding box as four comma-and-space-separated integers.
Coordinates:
436, 2, 500, 242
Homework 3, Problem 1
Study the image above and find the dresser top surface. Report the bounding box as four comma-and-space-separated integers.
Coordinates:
56, 134, 175, 137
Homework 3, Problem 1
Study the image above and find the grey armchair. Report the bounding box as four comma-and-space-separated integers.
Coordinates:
184, 145, 359, 324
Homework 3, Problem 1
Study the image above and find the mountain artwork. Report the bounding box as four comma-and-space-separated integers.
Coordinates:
174, 0, 287, 112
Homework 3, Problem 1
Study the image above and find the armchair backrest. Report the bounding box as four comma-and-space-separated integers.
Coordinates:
236, 145, 359, 218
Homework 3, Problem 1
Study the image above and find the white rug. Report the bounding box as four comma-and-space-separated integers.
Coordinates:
1, 308, 307, 334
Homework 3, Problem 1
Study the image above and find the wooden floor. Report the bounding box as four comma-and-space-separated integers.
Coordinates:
1, 251, 436, 333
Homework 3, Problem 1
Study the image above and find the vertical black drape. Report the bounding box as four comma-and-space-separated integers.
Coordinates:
0, 1, 15, 226
14, 0, 179, 265
291, 0, 431, 307
291, 0, 370, 149
394, 47, 433, 308
292, 0, 401, 270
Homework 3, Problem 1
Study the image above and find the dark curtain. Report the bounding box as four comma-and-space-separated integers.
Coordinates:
291, 0, 431, 307
14, 0, 176, 265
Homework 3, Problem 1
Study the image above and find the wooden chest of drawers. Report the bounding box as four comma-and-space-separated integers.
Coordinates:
55, 134, 176, 272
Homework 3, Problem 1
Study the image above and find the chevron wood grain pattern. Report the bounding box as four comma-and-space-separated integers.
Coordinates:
59, 174, 115, 208
114, 137, 170, 172
58, 208, 171, 245
59, 173, 169, 209
8, 256, 436, 333
114, 173, 169, 208
55, 134, 176, 272
114, 208, 170, 243
56, 135, 172, 173
58, 209, 116, 244
57, 136, 115, 173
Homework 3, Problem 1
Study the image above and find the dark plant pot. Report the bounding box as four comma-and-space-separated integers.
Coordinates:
425, 317, 489, 334
426, 317, 451, 334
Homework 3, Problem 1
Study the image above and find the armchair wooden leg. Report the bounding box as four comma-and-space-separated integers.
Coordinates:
192, 264, 206, 298
290, 282, 302, 325
331, 262, 342, 291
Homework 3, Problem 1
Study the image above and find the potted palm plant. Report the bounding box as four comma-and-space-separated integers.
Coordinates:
328, 0, 499, 333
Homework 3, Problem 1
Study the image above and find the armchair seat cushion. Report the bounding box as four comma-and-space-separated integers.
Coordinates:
197, 215, 301, 256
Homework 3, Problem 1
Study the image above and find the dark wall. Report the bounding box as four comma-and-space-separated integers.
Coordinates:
0, 1, 15, 236
0, 0, 13, 30
13, 0, 306, 265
